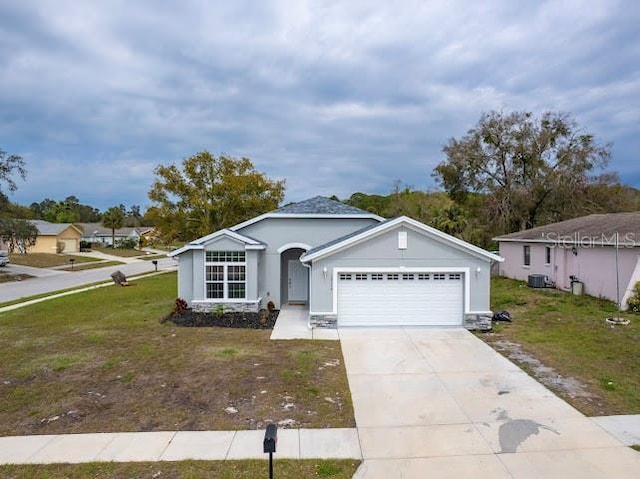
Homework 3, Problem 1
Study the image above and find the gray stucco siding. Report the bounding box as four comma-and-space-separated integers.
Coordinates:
177, 250, 194, 302
308, 225, 492, 314
236, 217, 380, 308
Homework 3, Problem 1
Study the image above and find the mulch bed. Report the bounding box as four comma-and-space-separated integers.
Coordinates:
164, 308, 279, 329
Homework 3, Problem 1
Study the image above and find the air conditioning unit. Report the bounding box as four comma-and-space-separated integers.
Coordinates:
528, 274, 547, 288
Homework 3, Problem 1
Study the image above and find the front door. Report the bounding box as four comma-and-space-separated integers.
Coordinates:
288, 259, 308, 303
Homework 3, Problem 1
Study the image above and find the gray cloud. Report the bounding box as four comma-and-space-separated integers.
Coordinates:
0, 0, 638, 209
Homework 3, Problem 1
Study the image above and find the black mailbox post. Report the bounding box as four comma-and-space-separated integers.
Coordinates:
69, 258, 75, 271
152, 259, 158, 272
263, 423, 277, 479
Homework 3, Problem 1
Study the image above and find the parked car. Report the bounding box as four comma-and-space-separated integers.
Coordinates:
0, 251, 9, 267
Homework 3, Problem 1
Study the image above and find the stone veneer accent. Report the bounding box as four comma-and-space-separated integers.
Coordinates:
192, 300, 261, 313
464, 313, 493, 331
310, 313, 492, 330
309, 314, 337, 329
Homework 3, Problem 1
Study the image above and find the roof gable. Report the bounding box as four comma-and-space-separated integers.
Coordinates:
169, 229, 265, 257
301, 216, 503, 263
29, 220, 82, 236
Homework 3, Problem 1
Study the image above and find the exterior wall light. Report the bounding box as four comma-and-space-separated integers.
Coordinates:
323, 266, 328, 279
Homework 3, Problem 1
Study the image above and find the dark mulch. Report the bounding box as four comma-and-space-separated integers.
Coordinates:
164, 308, 279, 329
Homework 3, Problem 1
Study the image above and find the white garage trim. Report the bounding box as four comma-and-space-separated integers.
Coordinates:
310, 266, 483, 317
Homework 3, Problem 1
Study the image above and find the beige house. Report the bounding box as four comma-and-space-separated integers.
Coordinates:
28, 220, 83, 253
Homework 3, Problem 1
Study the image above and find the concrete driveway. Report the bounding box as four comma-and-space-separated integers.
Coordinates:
340, 327, 640, 478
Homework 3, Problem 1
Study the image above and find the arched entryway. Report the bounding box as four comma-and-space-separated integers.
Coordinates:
278, 244, 310, 305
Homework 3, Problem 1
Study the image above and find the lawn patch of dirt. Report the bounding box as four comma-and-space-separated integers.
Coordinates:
59, 260, 125, 271
0, 460, 361, 479
0, 271, 33, 283
483, 276, 640, 416
0, 273, 354, 435
9, 253, 99, 268
165, 309, 279, 329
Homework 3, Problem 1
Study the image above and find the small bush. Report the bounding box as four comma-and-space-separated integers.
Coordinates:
115, 238, 137, 249
267, 300, 275, 312
56, 241, 66, 254
174, 298, 188, 315
79, 240, 92, 251
626, 281, 640, 313
214, 304, 225, 318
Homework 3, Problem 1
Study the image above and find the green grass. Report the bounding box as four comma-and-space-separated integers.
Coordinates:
0, 460, 361, 478
485, 276, 640, 416
59, 260, 125, 271
0, 272, 354, 435
140, 253, 167, 261
9, 253, 99, 268
93, 246, 144, 257
631, 445, 640, 452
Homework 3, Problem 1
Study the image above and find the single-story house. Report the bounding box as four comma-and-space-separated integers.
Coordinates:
169, 196, 502, 329
494, 212, 640, 308
28, 220, 83, 253
79, 223, 145, 246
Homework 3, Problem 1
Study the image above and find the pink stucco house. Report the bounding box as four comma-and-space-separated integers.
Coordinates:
494, 212, 640, 309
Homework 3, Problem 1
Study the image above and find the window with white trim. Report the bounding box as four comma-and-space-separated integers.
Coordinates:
205, 251, 246, 300
387, 273, 399, 280
355, 273, 368, 280
371, 273, 384, 280
433, 273, 446, 280
418, 273, 430, 280
402, 273, 414, 280
449, 273, 461, 280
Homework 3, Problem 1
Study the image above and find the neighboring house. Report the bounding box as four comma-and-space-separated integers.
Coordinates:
79, 223, 145, 246
27, 220, 83, 253
170, 196, 502, 330
494, 212, 640, 308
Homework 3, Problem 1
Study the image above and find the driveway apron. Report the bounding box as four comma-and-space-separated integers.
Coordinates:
339, 327, 640, 478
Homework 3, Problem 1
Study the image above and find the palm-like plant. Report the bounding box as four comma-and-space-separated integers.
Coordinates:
101, 206, 125, 247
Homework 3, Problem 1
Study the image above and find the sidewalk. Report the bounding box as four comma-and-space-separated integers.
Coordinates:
0, 428, 361, 464
593, 415, 640, 446
270, 306, 338, 340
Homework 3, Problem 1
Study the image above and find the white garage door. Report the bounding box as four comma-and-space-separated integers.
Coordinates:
337, 272, 463, 326
61, 239, 78, 253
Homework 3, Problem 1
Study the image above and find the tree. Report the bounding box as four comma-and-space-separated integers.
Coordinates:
0, 149, 26, 196
0, 218, 38, 254
433, 111, 612, 233
125, 205, 142, 227
148, 152, 285, 242
102, 206, 125, 247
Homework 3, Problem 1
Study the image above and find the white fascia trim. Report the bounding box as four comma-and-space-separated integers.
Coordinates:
245, 244, 266, 250
229, 213, 385, 232
168, 244, 204, 257
276, 242, 312, 253
495, 237, 639, 247
321, 266, 472, 316
302, 216, 503, 263
192, 228, 261, 246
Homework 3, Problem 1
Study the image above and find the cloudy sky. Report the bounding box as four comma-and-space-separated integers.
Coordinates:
1, 0, 639, 210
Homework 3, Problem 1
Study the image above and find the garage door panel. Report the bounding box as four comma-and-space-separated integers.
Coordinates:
338, 274, 463, 326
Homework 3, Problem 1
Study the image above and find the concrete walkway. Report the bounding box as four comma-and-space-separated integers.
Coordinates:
340, 327, 640, 478
593, 415, 640, 446
270, 306, 338, 340
0, 428, 361, 464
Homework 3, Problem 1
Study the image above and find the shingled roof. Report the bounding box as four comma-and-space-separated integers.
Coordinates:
494, 212, 640, 246
29, 220, 80, 236
274, 196, 373, 215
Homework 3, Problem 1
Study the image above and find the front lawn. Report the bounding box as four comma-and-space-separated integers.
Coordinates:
59, 260, 125, 271
0, 272, 354, 435
93, 246, 143, 257
0, 460, 360, 479
9, 253, 99, 268
485, 276, 640, 416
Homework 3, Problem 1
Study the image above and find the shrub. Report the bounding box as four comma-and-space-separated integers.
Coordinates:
267, 300, 275, 312
56, 241, 66, 254
626, 281, 640, 313
173, 298, 188, 315
79, 240, 92, 251
214, 304, 225, 318
115, 238, 137, 249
